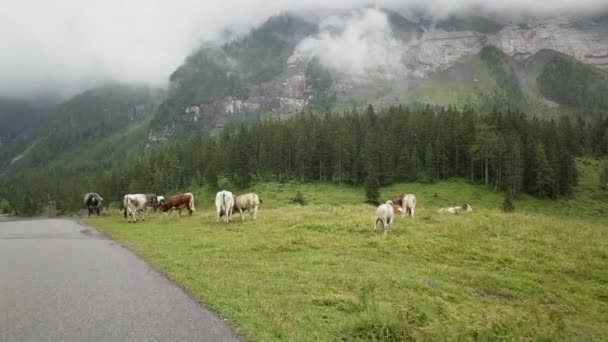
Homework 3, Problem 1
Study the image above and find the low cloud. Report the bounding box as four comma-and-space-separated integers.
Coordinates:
1, 0, 607, 99
296, 8, 408, 82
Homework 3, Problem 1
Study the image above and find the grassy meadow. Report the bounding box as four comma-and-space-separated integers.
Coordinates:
85, 160, 608, 341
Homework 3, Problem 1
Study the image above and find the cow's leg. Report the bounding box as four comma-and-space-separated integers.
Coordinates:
410, 207, 415, 218
239, 209, 244, 221
216, 210, 220, 223
253, 206, 257, 220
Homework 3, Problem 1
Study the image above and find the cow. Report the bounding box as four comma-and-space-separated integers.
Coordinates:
402, 194, 416, 217
438, 204, 473, 214
153, 195, 166, 213
375, 201, 395, 234
144, 194, 162, 213
390, 203, 405, 215
392, 193, 416, 217
391, 193, 406, 206
83, 193, 103, 217
215, 190, 234, 223
123, 194, 149, 223
146, 194, 159, 211
233, 193, 261, 221
161, 193, 195, 216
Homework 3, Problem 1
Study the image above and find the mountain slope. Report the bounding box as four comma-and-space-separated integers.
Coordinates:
143, 9, 608, 147
536, 52, 608, 112
147, 14, 316, 146
395, 46, 608, 117
2, 84, 165, 173
0, 97, 57, 166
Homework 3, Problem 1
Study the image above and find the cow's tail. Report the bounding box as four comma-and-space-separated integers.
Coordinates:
375, 218, 382, 230
220, 191, 226, 215
186, 193, 195, 212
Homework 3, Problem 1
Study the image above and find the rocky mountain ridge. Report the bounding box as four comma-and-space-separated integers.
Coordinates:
146, 9, 608, 147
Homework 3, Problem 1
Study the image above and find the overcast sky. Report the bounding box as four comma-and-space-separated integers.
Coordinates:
1, 0, 607, 99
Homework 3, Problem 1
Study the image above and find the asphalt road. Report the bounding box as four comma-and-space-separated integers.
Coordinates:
0, 219, 241, 342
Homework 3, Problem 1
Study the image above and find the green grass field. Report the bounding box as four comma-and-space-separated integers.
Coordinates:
85, 160, 608, 341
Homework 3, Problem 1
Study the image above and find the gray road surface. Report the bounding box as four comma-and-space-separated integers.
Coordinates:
0, 219, 241, 342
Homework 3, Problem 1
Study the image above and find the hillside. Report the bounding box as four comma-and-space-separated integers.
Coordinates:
0, 97, 57, 167
1, 84, 165, 173
401, 46, 608, 118
147, 14, 317, 145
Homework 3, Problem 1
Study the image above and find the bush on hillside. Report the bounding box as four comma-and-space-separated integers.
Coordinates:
503, 192, 516, 213
289, 191, 306, 206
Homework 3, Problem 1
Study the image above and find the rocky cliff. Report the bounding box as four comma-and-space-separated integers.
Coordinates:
146, 9, 608, 147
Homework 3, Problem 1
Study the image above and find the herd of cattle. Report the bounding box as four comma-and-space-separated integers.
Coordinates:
83, 191, 262, 224
84, 191, 471, 232
374, 193, 472, 234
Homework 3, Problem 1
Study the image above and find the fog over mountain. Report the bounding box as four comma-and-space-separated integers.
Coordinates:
1, 0, 607, 99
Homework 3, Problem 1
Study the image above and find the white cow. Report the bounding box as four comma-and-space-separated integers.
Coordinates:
402, 194, 416, 218
438, 204, 473, 214
123, 194, 149, 223
233, 193, 262, 221
375, 201, 395, 234
215, 190, 234, 223
154, 196, 166, 213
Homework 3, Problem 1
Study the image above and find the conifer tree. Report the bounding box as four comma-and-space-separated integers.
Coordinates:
424, 142, 435, 182
532, 143, 555, 198
502, 191, 515, 212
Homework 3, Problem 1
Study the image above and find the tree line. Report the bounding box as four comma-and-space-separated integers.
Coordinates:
2, 105, 607, 215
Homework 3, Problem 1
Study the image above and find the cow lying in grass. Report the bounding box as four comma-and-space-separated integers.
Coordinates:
438, 204, 473, 214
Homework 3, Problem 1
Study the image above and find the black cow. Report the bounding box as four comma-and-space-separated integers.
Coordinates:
84, 193, 103, 216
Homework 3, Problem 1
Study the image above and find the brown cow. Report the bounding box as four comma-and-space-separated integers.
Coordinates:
391, 193, 416, 217
392, 194, 405, 206
390, 203, 404, 215
162, 193, 195, 216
